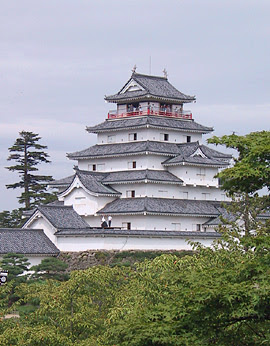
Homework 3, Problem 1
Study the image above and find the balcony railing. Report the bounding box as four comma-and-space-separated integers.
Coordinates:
108, 108, 192, 120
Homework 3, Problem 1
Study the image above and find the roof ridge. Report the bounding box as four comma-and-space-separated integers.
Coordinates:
132, 72, 167, 80
38, 204, 72, 209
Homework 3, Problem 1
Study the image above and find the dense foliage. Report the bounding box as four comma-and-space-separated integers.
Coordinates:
208, 131, 270, 195
0, 234, 269, 345
0, 131, 269, 344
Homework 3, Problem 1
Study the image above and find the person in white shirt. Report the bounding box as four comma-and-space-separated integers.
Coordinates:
108, 215, 112, 227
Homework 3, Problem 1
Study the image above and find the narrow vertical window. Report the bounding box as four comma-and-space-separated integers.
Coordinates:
187, 136, 191, 143
160, 133, 169, 141
128, 133, 137, 141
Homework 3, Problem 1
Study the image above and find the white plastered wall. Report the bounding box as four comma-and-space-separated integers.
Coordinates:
63, 187, 115, 216
78, 154, 166, 172
56, 235, 215, 252
97, 128, 202, 145
24, 217, 57, 245
111, 183, 225, 200
85, 214, 213, 232
169, 165, 219, 187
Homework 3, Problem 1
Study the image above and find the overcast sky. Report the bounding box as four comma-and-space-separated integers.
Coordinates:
0, 0, 269, 210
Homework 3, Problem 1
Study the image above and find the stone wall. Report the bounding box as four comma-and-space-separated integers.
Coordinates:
59, 250, 194, 272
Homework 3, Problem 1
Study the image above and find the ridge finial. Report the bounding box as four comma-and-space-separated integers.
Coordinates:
132, 64, 137, 74
163, 68, 168, 78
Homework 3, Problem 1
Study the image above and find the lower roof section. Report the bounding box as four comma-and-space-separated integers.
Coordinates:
0, 229, 59, 255
87, 115, 213, 134
97, 197, 221, 217
49, 169, 183, 189
55, 228, 221, 238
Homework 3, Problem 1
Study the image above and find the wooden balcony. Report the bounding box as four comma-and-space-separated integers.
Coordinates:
108, 109, 192, 120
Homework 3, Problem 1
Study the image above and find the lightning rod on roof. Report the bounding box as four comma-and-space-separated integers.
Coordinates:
149, 56, 151, 75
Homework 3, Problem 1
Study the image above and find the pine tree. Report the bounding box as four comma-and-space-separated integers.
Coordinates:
0, 209, 23, 228
6, 131, 55, 210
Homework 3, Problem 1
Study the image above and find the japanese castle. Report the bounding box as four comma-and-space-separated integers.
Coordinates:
23, 71, 231, 252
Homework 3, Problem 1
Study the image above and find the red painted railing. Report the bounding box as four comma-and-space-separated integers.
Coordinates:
108, 109, 192, 120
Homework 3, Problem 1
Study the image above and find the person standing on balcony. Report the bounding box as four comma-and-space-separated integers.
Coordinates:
101, 216, 108, 228
108, 215, 112, 227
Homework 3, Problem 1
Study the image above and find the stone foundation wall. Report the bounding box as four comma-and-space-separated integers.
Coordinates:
59, 250, 194, 272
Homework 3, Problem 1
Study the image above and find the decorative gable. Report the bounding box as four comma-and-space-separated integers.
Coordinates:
120, 79, 145, 94
190, 147, 207, 158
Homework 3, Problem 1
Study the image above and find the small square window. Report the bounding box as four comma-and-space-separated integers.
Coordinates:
128, 133, 137, 141
126, 190, 135, 198
160, 133, 169, 141
128, 161, 137, 169
97, 163, 105, 171
183, 192, 188, 199
122, 222, 131, 230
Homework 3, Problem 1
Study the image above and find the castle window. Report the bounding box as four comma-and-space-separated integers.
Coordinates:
92, 164, 96, 171
197, 168, 206, 176
202, 193, 210, 200
128, 161, 136, 169
128, 133, 137, 141
126, 190, 135, 198
187, 136, 191, 142
183, 192, 189, 199
122, 222, 131, 230
192, 224, 201, 232
160, 133, 169, 141
97, 163, 105, 171
171, 223, 181, 231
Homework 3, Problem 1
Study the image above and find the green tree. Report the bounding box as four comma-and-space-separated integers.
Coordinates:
208, 131, 270, 195
0, 253, 30, 306
0, 253, 30, 281
31, 257, 69, 281
0, 209, 24, 228
6, 131, 55, 210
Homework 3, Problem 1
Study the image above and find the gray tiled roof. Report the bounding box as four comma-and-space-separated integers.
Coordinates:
49, 175, 74, 187
51, 170, 183, 197
97, 197, 221, 216
200, 145, 232, 159
67, 141, 180, 160
203, 206, 270, 226
55, 228, 221, 238
105, 73, 195, 103
37, 205, 89, 229
163, 142, 231, 167
68, 140, 230, 168
75, 170, 120, 195
87, 116, 212, 134
102, 169, 183, 184
0, 229, 59, 255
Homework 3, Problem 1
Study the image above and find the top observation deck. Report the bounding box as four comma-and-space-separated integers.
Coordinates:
108, 107, 192, 120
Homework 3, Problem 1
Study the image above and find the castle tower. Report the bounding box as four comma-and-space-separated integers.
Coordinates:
24, 72, 231, 251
